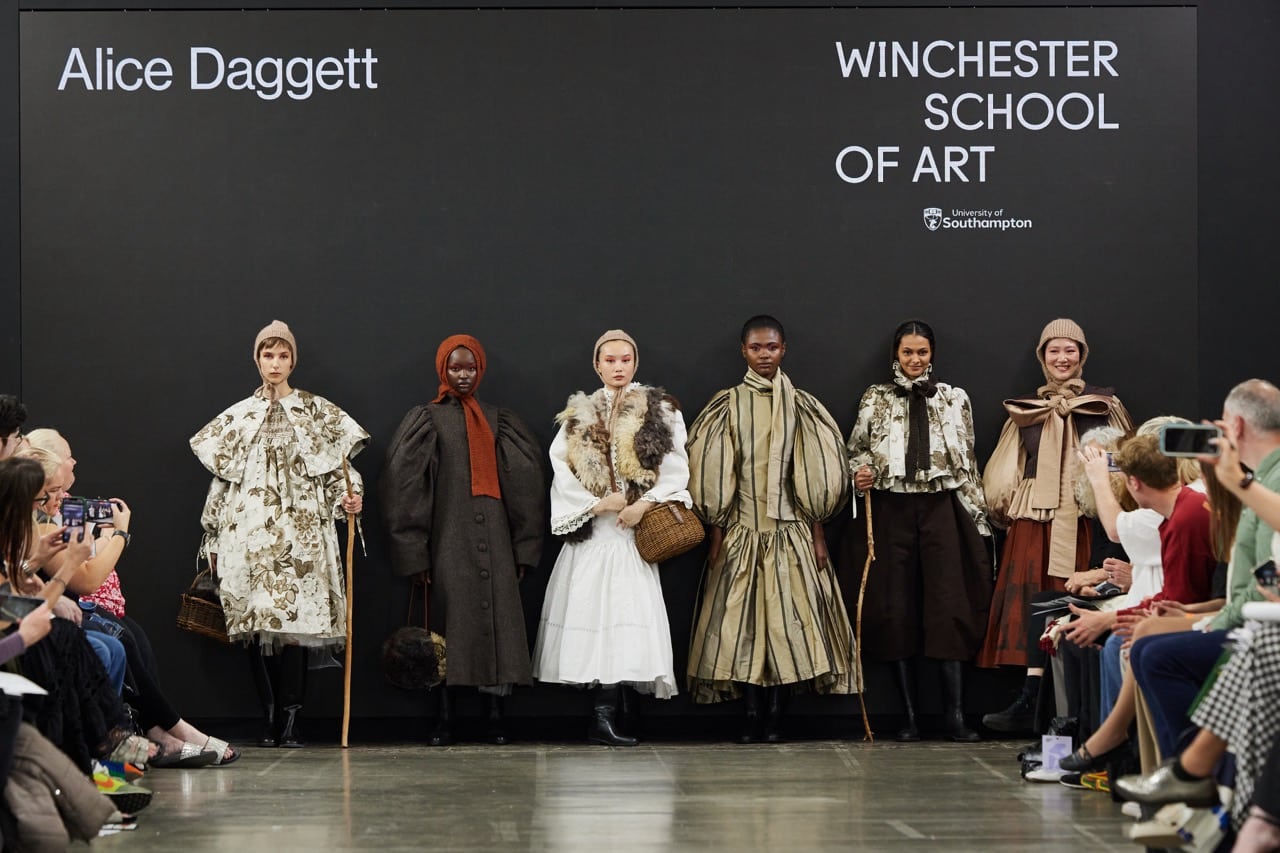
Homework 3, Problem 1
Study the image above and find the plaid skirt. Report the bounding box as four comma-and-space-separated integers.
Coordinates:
1190, 620, 1280, 829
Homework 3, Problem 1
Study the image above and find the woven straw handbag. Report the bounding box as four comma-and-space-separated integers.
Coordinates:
634, 501, 705, 564
176, 559, 230, 644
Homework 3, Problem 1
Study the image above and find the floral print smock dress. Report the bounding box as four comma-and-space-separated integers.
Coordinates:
192, 390, 368, 653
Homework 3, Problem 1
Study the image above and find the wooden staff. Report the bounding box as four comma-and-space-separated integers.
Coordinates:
856, 490, 876, 742
341, 459, 356, 748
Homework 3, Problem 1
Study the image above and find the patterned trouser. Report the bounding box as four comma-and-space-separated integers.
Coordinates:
1190, 620, 1280, 829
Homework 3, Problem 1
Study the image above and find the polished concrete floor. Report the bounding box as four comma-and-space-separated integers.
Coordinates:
96, 739, 1137, 852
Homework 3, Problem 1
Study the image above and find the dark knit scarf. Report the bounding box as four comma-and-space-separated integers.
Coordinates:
891, 361, 937, 480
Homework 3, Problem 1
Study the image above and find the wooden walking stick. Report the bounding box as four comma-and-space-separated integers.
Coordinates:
856, 490, 876, 742
341, 459, 356, 748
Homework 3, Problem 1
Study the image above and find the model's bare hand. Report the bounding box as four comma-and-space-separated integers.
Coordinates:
341, 494, 363, 515
853, 466, 875, 492
593, 492, 627, 515
617, 501, 648, 530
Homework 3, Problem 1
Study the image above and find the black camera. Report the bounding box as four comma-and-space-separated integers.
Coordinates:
1255, 560, 1279, 594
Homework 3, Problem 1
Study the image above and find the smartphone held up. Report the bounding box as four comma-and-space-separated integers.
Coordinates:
1158, 423, 1222, 458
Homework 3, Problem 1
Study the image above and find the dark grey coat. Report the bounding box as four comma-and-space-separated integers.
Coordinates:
381, 397, 546, 687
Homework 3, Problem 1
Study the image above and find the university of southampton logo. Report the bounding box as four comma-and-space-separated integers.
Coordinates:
923, 207, 942, 231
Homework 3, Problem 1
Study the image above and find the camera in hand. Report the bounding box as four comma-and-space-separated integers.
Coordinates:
1158, 423, 1221, 457
1256, 560, 1279, 594
59, 496, 116, 541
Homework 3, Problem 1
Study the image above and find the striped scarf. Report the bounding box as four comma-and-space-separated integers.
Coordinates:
743, 368, 798, 522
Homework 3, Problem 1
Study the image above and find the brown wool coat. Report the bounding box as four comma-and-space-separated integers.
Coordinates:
381, 398, 547, 687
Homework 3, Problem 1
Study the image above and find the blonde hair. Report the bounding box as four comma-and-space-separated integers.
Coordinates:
24, 428, 65, 460
15, 446, 60, 480
1136, 416, 1200, 485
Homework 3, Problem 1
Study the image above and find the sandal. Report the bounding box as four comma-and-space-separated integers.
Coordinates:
150, 741, 218, 769
203, 735, 240, 766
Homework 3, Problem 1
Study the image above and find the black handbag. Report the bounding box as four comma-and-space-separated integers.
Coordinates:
380, 576, 446, 690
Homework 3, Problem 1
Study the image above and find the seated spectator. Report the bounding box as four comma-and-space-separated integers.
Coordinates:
27, 429, 237, 766
1057, 431, 1218, 772
1116, 415, 1280, 847
0, 456, 156, 772
1124, 379, 1280, 763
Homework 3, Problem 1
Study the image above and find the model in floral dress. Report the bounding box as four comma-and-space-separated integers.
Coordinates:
191, 320, 367, 747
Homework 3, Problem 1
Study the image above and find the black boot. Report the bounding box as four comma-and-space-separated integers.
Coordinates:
588, 685, 638, 747
247, 645, 278, 747
892, 659, 921, 742
429, 686, 455, 746
982, 674, 1040, 734
616, 685, 639, 738
763, 686, 786, 744
276, 645, 307, 748
738, 684, 764, 744
940, 660, 981, 743
485, 693, 508, 746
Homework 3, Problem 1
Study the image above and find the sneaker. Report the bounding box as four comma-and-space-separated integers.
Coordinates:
1121, 801, 1143, 819
92, 770, 152, 814
1080, 771, 1111, 794
1025, 766, 1068, 783
1059, 772, 1087, 789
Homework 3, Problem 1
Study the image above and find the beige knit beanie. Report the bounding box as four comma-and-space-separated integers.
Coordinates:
1036, 318, 1088, 373
253, 320, 297, 366
593, 329, 639, 370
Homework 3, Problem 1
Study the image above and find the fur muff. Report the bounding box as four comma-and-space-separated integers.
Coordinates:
556, 385, 678, 542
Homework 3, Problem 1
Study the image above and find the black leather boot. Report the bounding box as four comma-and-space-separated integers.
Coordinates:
738, 684, 764, 744
616, 685, 639, 738
429, 686, 455, 746
940, 660, 981, 743
276, 645, 307, 748
247, 644, 278, 747
892, 659, 921, 742
763, 686, 786, 744
485, 693, 508, 746
982, 675, 1040, 734
588, 685, 638, 747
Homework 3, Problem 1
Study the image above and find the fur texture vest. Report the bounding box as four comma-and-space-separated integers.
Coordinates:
556, 384, 677, 540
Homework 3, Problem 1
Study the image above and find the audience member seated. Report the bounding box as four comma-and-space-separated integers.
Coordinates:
26, 428, 238, 766
1054, 431, 1217, 774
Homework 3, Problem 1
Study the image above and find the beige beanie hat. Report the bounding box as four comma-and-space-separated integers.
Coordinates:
1036, 318, 1087, 376
254, 320, 297, 366
593, 329, 639, 370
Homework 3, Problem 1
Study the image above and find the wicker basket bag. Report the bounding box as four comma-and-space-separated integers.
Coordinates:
634, 501, 705, 564
176, 563, 230, 644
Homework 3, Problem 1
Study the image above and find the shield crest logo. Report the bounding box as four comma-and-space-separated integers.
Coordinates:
923, 207, 942, 231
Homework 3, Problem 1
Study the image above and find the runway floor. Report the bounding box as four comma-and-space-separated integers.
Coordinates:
95, 739, 1139, 852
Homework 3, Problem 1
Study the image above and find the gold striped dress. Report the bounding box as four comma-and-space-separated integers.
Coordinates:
685, 369, 859, 703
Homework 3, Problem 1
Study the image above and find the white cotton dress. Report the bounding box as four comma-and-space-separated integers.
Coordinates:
532, 401, 691, 699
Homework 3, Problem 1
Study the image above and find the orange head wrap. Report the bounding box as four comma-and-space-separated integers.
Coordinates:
432, 334, 501, 499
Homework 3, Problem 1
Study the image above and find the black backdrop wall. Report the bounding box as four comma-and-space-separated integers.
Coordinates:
1, 1, 1278, 731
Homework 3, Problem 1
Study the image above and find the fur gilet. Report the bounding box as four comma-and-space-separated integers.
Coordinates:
556, 384, 678, 541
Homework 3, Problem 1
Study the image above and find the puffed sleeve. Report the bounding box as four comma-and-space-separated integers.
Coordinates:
685, 389, 738, 527
200, 477, 228, 535
792, 390, 851, 523
379, 406, 439, 579
549, 423, 600, 536
497, 409, 548, 569
952, 388, 992, 536
640, 403, 692, 507
846, 389, 876, 478
982, 417, 1024, 530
